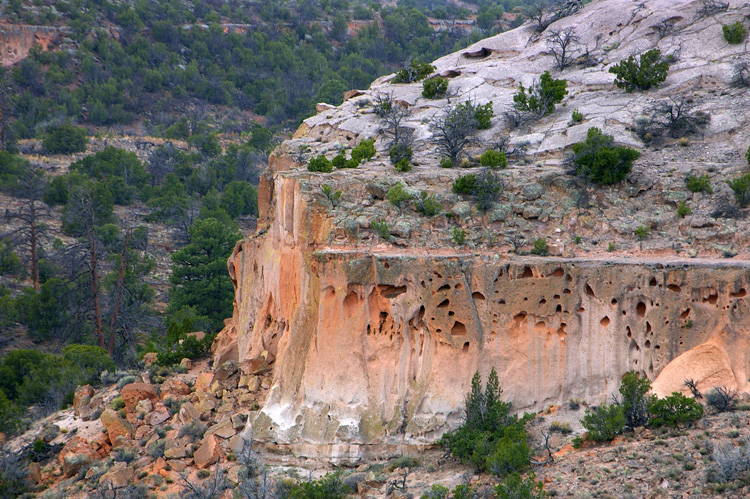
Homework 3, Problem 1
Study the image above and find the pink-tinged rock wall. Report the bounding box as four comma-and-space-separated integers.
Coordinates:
0, 25, 64, 66
212, 172, 750, 464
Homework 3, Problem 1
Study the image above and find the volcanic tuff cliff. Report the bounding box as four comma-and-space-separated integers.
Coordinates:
212, 0, 750, 463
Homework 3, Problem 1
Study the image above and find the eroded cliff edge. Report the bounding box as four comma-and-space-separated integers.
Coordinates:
212, 0, 750, 463
211, 171, 750, 464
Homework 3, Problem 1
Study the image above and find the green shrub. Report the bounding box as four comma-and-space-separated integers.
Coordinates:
439, 369, 533, 476
62, 344, 115, 385
371, 219, 390, 241
0, 389, 22, 436
394, 158, 411, 172
0, 239, 21, 276
746, 144, 750, 165
649, 392, 703, 427
111, 396, 125, 410
440, 156, 454, 169
43, 124, 88, 155
572, 127, 641, 185
723, 22, 747, 44
495, 472, 546, 499
609, 48, 669, 92
452, 228, 467, 245
415, 192, 441, 217
531, 238, 548, 256
473, 102, 494, 129
549, 421, 572, 434
452, 174, 477, 194
618, 371, 654, 429
677, 201, 691, 218
290, 472, 348, 499
686, 174, 712, 193
392, 60, 435, 83
197, 469, 211, 479
351, 138, 376, 163
635, 225, 650, 240
728, 173, 750, 208
480, 149, 507, 169
581, 403, 625, 441
421, 485, 449, 499
571, 109, 583, 122
307, 155, 333, 173
387, 183, 413, 208
331, 153, 346, 169
321, 184, 342, 205
117, 375, 137, 389
513, 71, 568, 117
113, 447, 137, 463
422, 77, 448, 99
474, 170, 503, 212
389, 142, 413, 165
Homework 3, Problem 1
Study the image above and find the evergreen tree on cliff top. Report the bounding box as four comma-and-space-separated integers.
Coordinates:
168, 217, 241, 332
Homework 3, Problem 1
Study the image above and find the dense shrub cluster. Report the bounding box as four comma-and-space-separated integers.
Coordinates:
609, 49, 669, 92
480, 149, 507, 169
581, 371, 703, 442
0, 346, 115, 435
686, 174, 712, 194
440, 368, 534, 477
728, 173, 750, 208
42, 124, 89, 155
572, 127, 641, 185
512, 71, 568, 118
422, 77, 448, 99
392, 60, 436, 83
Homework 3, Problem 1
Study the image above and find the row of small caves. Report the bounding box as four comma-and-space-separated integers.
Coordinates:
351, 263, 747, 371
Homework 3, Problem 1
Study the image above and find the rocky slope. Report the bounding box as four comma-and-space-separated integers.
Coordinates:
211, 0, 750, 463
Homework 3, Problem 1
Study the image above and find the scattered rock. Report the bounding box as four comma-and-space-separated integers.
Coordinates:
193, 435, 223, 468
121, 383, 159, 412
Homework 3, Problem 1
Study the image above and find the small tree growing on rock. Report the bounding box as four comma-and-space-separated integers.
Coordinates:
728, 173, 750, 208
731, 61, 750, 88
572, 127, 641, 185
636, 97, 710, 144
546, 27, 580, 71
508, 71, 567, 127
722, 21, 747, 44
609, 48, 669, 92
433, 102, 492, 164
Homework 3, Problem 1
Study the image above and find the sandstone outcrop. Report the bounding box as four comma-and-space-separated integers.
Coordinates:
0, 24, 66, 66
212, 0, 750, 463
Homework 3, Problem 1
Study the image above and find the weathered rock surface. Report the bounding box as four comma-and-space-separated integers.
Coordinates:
121, 382, 159, 412
100, 409, 134, 448
212, 0, 750, 464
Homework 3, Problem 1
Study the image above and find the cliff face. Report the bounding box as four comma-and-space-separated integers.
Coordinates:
212, 0, 750, 463
0, 24, 65, 66
215, 171, 750, 463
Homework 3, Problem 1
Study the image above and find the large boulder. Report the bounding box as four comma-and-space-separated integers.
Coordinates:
73, 385, 104, 421
99, 462, 135, 488
59, 437, 101, 477
100, 409, 134, 448
121, 382, 159, 412
652, 343, 737, 398
161, 379, 191, 399
193, 434, 223, 469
